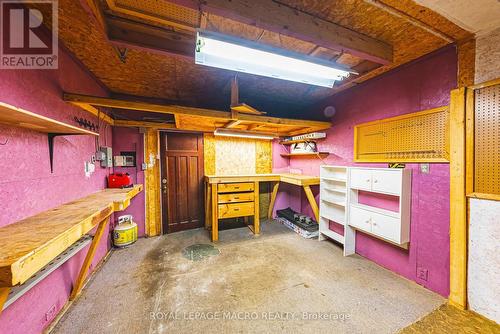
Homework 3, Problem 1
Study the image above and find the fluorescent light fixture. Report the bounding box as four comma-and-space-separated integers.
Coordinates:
195, 30, 356, 88
214, 128, 275, 140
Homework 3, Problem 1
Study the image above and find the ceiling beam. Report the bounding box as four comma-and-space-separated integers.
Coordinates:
169, 0, 393, 64
63, 92, 331, 130
106, 16, 195, 58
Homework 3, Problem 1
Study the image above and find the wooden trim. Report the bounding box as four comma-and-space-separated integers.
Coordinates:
0, 287, 10, 315
253, 181, 260, 234
469, 77, 500, 90
70, 217, 109, 300
144, 129, 162, 236
449, 87, 467, 309
357, 106, 448, 126
465, 88, 475, 194
211, 185, 218, 242
467, 193, 500, 201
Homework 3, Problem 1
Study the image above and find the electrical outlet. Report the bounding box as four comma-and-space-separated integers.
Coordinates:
45, 304, 57, 322
417, 267, 428, 281
420, 163, 430, 174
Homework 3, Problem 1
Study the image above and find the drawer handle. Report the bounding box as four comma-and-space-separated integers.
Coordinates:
374, 179, 378, 183
373, 222, 377, 226
234, 208, 239, 211
234, 187, 240, 189
366, 179, 370, 182
234, 197, 240, 199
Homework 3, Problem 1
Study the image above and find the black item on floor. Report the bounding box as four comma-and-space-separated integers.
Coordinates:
276, 207, 318, 232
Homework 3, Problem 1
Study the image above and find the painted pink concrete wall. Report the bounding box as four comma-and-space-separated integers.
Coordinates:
274, 46, 456, 297
112, 127, 146, 236
0, 44, 116, 333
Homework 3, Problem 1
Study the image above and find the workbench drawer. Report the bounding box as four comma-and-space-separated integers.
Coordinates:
218, 182, 254, 193
218, 192, 254, 204
218, 202, 255, 218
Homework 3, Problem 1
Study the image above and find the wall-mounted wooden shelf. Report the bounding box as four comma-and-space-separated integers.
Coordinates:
280, 152, 330, 158
0, 102, 99, 172
279, 138, 322, 145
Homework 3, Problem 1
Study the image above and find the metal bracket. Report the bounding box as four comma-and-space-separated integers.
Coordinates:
48, 133, 76, 173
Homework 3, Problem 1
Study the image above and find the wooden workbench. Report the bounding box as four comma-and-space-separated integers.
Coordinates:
205, 174, 320, 242
0, 185, 143, 313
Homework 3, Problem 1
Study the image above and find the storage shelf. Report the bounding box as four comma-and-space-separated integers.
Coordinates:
321, 177, 346, 182
279, 138, 321, 145
321, 198, 345, 207
0, 102, 99, 135
319, 228, 344, 244
281, 152, 330, 158
350, 203, 400, 218
323, 187, 346, 194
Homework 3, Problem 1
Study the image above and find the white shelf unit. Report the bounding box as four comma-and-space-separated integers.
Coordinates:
348, 167, 412, 246
319, 166, 356, 256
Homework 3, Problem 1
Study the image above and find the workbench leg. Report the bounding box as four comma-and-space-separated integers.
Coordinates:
0, 287, 11, 315
70, 217, 109, 301
254, 181, 260, 235
268, 181, 280, 220
303, 185, 320, 223
205, 183, 211, 230
211, 184, 218, 242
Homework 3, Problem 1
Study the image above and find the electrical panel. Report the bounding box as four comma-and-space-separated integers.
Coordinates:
99, 146, 113, 168
114, 155, 135, 167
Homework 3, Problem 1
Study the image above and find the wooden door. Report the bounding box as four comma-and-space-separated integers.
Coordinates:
160, 132, 204, 233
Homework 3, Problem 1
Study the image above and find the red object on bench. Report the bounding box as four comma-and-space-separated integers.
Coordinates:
108, 173, 132, 188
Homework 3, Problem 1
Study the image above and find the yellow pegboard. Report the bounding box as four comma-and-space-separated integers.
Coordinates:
354, 106, 449, 162
474, 84, 500, 195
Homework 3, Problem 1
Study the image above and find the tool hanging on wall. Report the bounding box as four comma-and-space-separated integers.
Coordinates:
74, 117, 98, 132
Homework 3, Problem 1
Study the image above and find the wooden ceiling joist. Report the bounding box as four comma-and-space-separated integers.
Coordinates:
64, 92, 331, 136
167, 0, 393, 64
106, 15, 195, 58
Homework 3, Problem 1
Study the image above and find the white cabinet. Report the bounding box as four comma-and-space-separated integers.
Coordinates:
348, 167, 411, 246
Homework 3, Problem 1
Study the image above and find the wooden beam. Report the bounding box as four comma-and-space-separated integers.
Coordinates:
144, 129, 162, 236
449, 87, 467, 309
224, 120, 241, 128
105, 15, 195, 58
457, 38, 476, 87
113, 120, 176, 129
80, 0, 107, 33
70, 217, 109, 300
169, 0, 393, 64
69, 102, 114, 125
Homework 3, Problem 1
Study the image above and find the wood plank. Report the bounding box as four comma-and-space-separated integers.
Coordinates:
253, 181, 260, 234
106, 15, 195, 58
465, 88, 475, 195
211, 184, 218, 242
0, 186, 142, 287
449, 87, 467, 309
280, 152, 330, 158
303, 185, 320, 222
0, 288, 10, 314
69, 218, 109, 300
169, 0, 393, 64
467, 193, 500, 202
144, 129, 162, 236
268, 182, 280, 219
0, 102, 99, 136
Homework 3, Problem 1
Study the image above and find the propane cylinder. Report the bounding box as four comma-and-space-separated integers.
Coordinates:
113, 215, 138, 247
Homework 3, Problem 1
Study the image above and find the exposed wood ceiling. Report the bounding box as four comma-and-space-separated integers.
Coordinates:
34, 0, 473, 120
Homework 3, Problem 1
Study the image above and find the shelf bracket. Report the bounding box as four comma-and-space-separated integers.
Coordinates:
48, 133, 74, 173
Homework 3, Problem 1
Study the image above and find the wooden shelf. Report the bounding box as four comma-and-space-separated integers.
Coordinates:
280, 152, 330, 158
0, 185, 143, 288
0, 102, 99, 172
0, 102, 99, 135
279, 138, 323, 145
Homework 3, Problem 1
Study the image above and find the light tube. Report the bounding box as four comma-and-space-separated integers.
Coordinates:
195, 30, 355, 88
214, 128, 275, 140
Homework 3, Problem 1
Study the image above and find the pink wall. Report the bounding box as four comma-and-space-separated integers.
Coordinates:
112, 127, 146, 236
0, 44, 116, 333
274, 46, 456, 297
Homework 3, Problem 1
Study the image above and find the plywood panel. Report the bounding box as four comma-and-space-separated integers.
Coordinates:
354, 106, 450, 162
203, 133, 216, 175
144, 129, 161, 236
215, 137, 256, 175
474, 84, 500, 195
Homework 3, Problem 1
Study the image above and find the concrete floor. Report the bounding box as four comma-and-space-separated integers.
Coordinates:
52, 221, 445, 334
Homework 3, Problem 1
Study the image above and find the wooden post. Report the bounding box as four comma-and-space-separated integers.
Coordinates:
211, 184, 218, 242
303, 185, 319, 223
449, 87, 467, 309
253, 181, 260, 234
0, 287, 10, 315
70, 217, 109, 300
205, 182, 211, 229
268, 181, 280, 219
